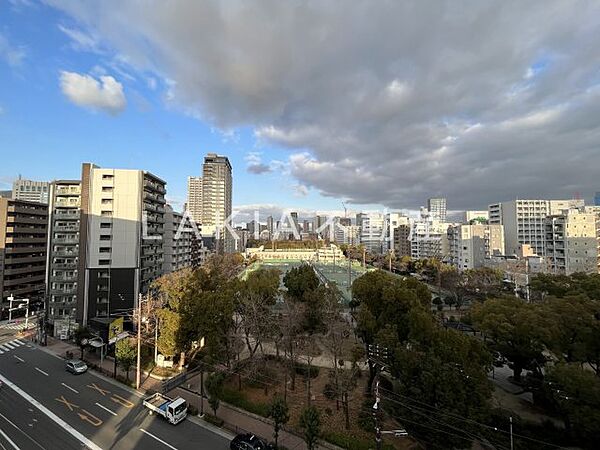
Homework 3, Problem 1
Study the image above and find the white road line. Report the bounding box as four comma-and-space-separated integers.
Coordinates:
34, 368, 48, 377
139, 429, 179, 450
0, 412, 44, 450
0, 346, 10, 352
13, 356, 24, 363
0, 428, 20, 450
95, 403, 117, 416
61, 383, 79, 394
3, 343, 15, 350
0, 373, 102, 450
15, 340, 25, 345
0, 350, 4, 354
9, 341, 22, 347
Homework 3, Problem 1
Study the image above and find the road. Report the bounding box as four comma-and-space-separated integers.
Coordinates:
0, 332, 230, 450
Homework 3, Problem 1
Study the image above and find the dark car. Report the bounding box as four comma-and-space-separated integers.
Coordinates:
230, 433, 274, 450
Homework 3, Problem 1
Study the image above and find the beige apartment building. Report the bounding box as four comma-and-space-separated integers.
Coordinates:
448, 223, 505, 270
0, 198, 48, 310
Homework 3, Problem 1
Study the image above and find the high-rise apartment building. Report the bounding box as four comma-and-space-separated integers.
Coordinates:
201, 154, 233, 252
392, 223, 412, 257
448, 223, 505, 270
545, 209, 598, 275
0, 198, 48, 308
12, 177, 50, 204
46, 180, 81, 334
187, 176, 203, 226
427, 198, 447, 222
360, 212, 386, 254
410, 220, 451, 259
163, 205, 199, 273
488, 199, 584, 256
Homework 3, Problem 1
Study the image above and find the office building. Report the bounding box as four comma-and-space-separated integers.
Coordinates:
595, 192, 600, 207
46, 180, 82, 334
201, 154, 233, 252
427, 198, 447, 222
334, 223, 360, 246
448, 223, 505, 270
12, 177, 50, 204
360, 212, 386, 254
545, 209, 598, 275
489, 199, 585, 256
0, 198, 48, 308
186, 176, 203, 226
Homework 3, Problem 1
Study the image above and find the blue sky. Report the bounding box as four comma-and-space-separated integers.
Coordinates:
0, 1, 351, 215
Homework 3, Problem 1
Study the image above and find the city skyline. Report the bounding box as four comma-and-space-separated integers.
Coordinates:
2, 1, 600, 214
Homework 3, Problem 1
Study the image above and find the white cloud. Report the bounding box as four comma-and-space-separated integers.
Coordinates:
58, 25, 101, 52
294, 184, 309, 197
0, 33, 26, 67
59, 71, 126, 115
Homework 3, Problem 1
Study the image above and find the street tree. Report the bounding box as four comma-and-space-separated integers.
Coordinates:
205, 371, 225, 417
116, 338, 137, 381
299, 406, 321, 450
73, 326, 93, 359
267, 396, 290, 448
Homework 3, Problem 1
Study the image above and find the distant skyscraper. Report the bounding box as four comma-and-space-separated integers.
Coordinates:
187, 176, 203, 225
290, 212, 299, 234
427, 197, 447, 222
201, 153, 233, 252
12, 177, 50, 204
595, 192, 600, 206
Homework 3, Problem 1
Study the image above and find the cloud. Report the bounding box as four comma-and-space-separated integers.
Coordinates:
59, 71, 126, 115
47, 1, 600, 208
294, 184, 309, 197
0, 33, 26, 67
244, 151, 272, 174
58, 24, 101, 52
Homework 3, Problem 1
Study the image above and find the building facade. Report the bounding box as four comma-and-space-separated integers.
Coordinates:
545, 209, 598, 275
359, 212, 386, 254
46, 180, 81, 334
186, 176, 203, 226
0, 198, 48, 311
12, 177, 50, 204
427, 198, 447, 222
448, 223, 505, 270
201, 154, 233, 252
488, 199, 585, 256
163, 205, 199, 273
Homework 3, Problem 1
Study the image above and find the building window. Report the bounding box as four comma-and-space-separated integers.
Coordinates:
99, 247, 111, 253
99, 259, 111, 266
100, 222, 112, 229
101, 211, 112, 217
102, 186, 113, 192
101, 199, 113, 205
102, 174, 114, 180
100, 235, 111, 241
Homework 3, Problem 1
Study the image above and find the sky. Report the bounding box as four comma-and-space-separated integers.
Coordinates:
1, 1, 600, 221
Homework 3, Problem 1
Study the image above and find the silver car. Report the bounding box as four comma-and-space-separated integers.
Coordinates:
66, 359, 88, 374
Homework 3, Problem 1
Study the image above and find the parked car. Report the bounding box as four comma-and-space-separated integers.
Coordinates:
230, 433, 275, 450
65, 359, 88, 374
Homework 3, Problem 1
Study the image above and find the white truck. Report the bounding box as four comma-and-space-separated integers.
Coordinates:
143, 393, 188, 425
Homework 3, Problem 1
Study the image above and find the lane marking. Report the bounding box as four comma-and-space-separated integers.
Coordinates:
0, 412, 45, 450
15, 340, 25, 345
111, 394, 134, 408
0, 374, 102, 450
87, 383, 110, 396
9, 341, 23, 347
61, 383, 79, 394
34, 368, 48, 377
3, 343, 15, 350
13, 356, 24, 363
95, 403, 117, 416
0, 428, 20, 450
139, 429, 179, 450
0, 346, 10, 352
0, 350, 4, 354
77, 410, 102, 427
55, 396, 78, 412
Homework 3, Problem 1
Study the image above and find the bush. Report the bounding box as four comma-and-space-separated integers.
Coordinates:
187, 404, 198, 416
357, 399, 376, 433
203, 414, 224, 427
220, 387, 270, 417
295, 362, 320, 379
322, 432, 395, 450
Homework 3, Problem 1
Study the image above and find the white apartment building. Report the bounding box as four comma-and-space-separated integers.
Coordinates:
488, 199, 584, 256
186, 176, 203, 226
163, 205, 197, 273
545, 209, 598, 275
359, 212, 386, 254
334, 223, 361, 246
12, 177, 50, 204
427, 198, 447, 222
448, 223, 505, 270
410, 220, 452, 260
464, 210, 489, 223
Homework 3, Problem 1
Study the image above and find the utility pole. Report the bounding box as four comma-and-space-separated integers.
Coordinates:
509, 416, 514, 450
373, 380, 382, 450
136, 293, 143, 390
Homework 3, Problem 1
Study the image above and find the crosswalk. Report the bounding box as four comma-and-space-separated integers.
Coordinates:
0, 321, 36, 331
0, 339, 27, 355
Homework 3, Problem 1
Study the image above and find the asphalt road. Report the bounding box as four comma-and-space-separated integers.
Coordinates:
0, 336, 230, 450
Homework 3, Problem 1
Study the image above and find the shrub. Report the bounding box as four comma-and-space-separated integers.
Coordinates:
357, 399, 376, 433
295, 363, 320, 379
187, 404, 198, 416
323, 432, 395, 450
323, 382, 337, 400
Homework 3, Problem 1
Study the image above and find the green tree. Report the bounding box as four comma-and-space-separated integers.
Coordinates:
545, 363, 600, 447
267, 396, 290, 447
299, 406, 321, 450
116, 338, 137, 381
472, 297, 548, 381
73, 326, 93, 359
205, 371, 225, 417
283, 265, 320, 301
